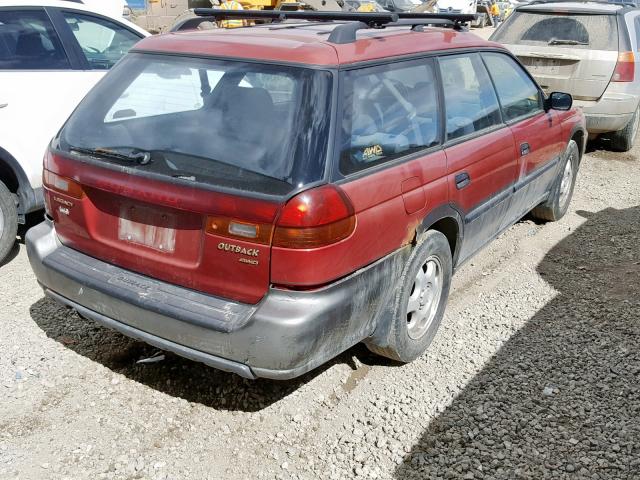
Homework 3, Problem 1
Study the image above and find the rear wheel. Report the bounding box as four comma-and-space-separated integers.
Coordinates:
0, 180, 18, 264
610, 106, 640, 152
367, 230, 452, 362
531, 139, 579, 222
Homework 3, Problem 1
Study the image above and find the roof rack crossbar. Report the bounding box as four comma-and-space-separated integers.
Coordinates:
171, 9, 478, 41
192, 8, 398, 25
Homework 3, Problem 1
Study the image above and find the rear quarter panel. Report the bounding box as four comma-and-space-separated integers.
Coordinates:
270, 150, 449, 286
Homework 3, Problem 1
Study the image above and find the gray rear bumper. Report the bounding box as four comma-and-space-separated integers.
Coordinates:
26, 219, 405, 380
575, 92, 639, 134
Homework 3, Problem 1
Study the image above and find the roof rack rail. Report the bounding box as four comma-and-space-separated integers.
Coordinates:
524, 0, 637, 6
172, 10, 477, 42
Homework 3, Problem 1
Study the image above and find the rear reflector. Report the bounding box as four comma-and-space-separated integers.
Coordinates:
206, 216, 272, 244
612, 51, 634, 82
273, 185, 355, 249
43, 169, 84, 199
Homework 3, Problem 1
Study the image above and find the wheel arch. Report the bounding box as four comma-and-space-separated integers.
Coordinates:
415, 204, 463, 268
0, 146, 42, 219
568, 125, 586, 163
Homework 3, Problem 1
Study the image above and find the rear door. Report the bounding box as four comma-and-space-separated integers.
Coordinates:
0, 7, 78, 189
492, 10, 619, 100
0, 6, 143, 191
438, 53, 518, 263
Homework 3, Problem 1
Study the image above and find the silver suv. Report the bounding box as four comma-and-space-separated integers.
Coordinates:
491, 1, 640, 151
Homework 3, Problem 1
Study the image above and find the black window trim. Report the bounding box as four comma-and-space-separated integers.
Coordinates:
0, 6, 77, 71
333, 55, 445, 181
332, 48, 530, 182
50, 7, 145, 71
480, 51, 545, 127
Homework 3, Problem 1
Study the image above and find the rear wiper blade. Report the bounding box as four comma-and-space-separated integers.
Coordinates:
70, 146, 152, 165
548, 39, 588, 46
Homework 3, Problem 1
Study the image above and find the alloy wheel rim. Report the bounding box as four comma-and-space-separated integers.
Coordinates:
406, 256, 443, 340
558, 156, 574, 209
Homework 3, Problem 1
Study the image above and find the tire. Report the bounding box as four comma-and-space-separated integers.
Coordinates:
367, 230, 452, 362
0, 180, 18, 264
531, 139, 579, 222
610, 106, 640, 152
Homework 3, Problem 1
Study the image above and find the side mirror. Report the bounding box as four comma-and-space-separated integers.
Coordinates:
545, 91, 573, 111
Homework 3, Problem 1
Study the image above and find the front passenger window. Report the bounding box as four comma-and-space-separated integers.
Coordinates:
439, 54, 502, 141
483, 52, 542, 121
62, 12, 141, 69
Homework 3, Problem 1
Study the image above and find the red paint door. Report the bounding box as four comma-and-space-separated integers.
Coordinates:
481, 52, 566, 223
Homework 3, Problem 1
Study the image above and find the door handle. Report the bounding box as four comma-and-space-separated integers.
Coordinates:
455, 172, 470, 190
520, 142, 531, 156
0, 103, 8, 109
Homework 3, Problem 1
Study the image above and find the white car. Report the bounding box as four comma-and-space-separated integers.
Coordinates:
63, 0, 132, 19
0, 0, 148, 263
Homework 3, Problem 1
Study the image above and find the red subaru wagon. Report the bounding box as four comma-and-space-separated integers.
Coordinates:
27, 11, 586, 380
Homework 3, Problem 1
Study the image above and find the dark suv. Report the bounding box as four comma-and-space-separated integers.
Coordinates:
27, 11, 586, 380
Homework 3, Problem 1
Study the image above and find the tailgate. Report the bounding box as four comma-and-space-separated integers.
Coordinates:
46, 153, 280, 304
493, 10, 620, 100
513, 46, 618, 100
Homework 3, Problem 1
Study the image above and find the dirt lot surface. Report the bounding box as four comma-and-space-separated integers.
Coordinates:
1, 134, 639, 480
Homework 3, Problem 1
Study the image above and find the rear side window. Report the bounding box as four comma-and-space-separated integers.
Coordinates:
0, 9, 70, 70
483, 53, 541, 121
62, 12, 140, 69
492, 11, 618, 51
340, 58, 441, 175
439, 54, 501, 141
59, 54, 333, 196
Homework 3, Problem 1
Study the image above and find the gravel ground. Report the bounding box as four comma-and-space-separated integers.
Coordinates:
1, 137, 639, 480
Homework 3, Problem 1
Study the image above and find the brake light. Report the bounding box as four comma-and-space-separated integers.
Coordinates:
612, 51, 635, 82
43, 169, 84, 199
206, 216, 273, 244
273, 185, 356, 249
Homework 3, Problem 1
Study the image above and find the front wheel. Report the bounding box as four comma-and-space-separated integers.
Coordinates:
366, 230, 452, 362
531, 139, 579, 222
0, 180, 18, 264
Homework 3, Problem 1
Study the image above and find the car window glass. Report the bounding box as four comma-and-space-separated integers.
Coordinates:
492, 12, 618, 51
439, 54, 501, 141
483, 53, 541, 121
62, 54, 332, 195
62, 11, 140, 69
340, 58, 441, 176
0, 9, 70, 70
106, 67, 258, 121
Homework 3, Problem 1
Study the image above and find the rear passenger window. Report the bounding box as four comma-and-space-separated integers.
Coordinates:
483, 53, 541, 121
0, 9, 70, 70
439, 54, 501, 141
340, 58, 440, 175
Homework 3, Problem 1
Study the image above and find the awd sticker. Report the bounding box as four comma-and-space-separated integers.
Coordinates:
362, 144, 383, 161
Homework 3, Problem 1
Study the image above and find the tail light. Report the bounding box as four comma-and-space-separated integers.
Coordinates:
612, 51, 635, 82
273, 185, 356, 249
43, 169, 84, 199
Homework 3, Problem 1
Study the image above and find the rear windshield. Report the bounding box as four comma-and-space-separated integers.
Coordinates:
59, 53, 333, 196
492, 11, 618, 51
